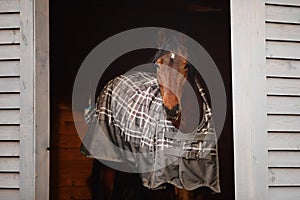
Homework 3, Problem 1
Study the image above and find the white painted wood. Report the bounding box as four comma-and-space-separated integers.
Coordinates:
269, 187, 300, 200
0, 45, 20, 60
19, 0, 35, 198
266, 23, 300, 42
0, 125, 19, 140
0, 30, 20, 44
0, 173, 19, 188
266, 41, 300, 59
269, 132, 300, 150
0, 0, 20, 13
267, 77, 300, 96
0, 158, 19, 172
0, 110, 20, 124
0, 142, 19, 156
0, 189, 19, 200
267, 96, 300, 114
266, 0, 300, 6
0, 93, 20, 109
0, 78, 19, 92
268, 115, 300, 131
265, 1, 300, 198
0, 60, 20, 76
267, 59, 300, 78
0, 13, 19, 28
231, 0, 269, 199
266, 5, 300, 24
34, 0, 50, 198
0, 0, 46, 198
269, 151, 300, 167
269, 168, 300, 186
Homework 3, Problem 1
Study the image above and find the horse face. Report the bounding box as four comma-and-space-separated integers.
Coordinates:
156, 52, 188, 121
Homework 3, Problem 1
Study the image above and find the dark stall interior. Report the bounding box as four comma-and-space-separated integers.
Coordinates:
50, 0, 234, 199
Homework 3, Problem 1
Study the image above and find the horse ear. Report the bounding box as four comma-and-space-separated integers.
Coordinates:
176, 33, 188, 58
177, 32, 187, 46
157, 29, 166, 49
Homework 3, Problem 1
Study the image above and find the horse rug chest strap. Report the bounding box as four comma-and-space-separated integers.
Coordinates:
162, 130, 217, 160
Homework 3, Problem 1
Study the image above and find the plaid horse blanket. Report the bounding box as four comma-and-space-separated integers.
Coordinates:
81, 71, 220, 193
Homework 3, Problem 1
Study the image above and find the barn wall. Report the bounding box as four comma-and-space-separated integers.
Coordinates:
265, 0, 300, 199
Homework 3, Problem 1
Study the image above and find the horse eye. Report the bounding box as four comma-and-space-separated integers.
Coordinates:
157, 58, 163, 64
182, 60, 188, 69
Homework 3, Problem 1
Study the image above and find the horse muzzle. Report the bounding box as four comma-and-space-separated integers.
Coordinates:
162, 103, 180, 121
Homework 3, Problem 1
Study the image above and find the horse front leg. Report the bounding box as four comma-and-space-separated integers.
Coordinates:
90, 159, 116, 200
100, 165, 115, 200
175, 188, 190, 200
175, 188, 208, 200
193, 187, 209, 200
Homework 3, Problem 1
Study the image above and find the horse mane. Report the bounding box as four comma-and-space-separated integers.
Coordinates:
187, 64, 211, 107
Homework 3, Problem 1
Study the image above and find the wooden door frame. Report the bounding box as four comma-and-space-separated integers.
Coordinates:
30, 0, 269, 199
230, 0, 269, 199
34, 0, 50, 199
19, 0, 50, 199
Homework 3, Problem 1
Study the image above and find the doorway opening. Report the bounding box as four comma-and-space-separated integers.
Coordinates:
50, 0, 234, 199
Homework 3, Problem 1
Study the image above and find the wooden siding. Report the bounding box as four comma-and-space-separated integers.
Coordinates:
269, 151, 300, 167
0, 13, 20, 29
0, 189, 19, 200
0, 142, 19, 156
269, 132, 300, 150
266, 0, 300, 6
0, 0, 20, 13
266, 41, 300, 59
265, 1, 300, 199
0, 126, 19, 140
267, 59, 300, 78
267, 96, 300, 114
269, 187, 300, 200
266, 4, 300, 24
0, 0, 21, 198
0, 173, 19, 188
266, 23, 300, 42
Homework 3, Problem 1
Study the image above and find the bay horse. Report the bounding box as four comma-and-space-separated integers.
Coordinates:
82, 40, 220, 200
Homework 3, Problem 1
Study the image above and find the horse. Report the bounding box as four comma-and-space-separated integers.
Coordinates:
81, 40, 220, 200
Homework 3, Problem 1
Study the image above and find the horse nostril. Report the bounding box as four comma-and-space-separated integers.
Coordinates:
173, 104, 180, 114
162, 104, 180, 119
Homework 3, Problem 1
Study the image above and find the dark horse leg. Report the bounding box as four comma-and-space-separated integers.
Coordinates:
175, 188, 209, 200
90, 159, 207, 200
90, 159, 115, 200
111, 171, 144, 200
193, 187, 209, 200
112, 172, 175, 200
89, 160, 144, 200
90, 159, 175, 200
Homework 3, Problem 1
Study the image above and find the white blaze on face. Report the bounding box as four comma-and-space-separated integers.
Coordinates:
155, 51, 188, 113
171, 52, 175, 59
157, 65, 187, 110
